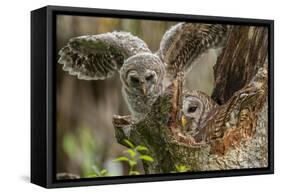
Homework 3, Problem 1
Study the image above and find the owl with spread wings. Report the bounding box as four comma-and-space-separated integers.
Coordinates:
58, 23, 227, 121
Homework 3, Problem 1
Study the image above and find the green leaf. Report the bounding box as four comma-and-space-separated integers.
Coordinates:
175, 164, 191, 172
123, 139, 135, 148
113, 156, 129, 162
124, 149, 136, 158
129, 171, 140, 175
136, 145, 149, 152
139, 155, 154, 162
100, 169, 108, 176
128, 160, 137, 167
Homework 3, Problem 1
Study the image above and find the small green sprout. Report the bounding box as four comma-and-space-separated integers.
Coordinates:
86, 165, 109, 178
171, 164, 191, 173
114, 139, 154, 175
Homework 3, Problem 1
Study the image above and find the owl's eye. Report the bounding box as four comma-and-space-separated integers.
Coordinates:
145, 74, 154, 81
187, 106, 197, 113
130, 76, 140, 84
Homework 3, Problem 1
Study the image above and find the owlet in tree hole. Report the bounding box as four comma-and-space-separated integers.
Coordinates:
179, 67, 267, 153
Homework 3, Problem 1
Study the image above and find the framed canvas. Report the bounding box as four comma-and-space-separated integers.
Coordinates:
31, 5, 274, 188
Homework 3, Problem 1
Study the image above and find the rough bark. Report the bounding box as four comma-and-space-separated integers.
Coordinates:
113, 26, 269, 173
212, 25, 268, 104
208, 26, 269, 169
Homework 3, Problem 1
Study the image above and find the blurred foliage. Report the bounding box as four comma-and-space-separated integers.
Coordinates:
86, 167, 109, 178
62, 127, 105, 177
61, 132, 191, 178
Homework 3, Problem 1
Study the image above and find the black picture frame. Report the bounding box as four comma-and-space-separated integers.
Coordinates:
31, 5, 274, 188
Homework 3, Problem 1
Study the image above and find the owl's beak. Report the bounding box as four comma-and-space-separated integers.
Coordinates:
142, 85, 147, 96
181, 115, 188, 128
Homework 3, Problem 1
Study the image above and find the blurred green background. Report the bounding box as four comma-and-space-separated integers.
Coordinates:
56, 15, 216, 178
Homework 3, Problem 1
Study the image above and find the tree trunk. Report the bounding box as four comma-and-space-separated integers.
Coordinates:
212, 26, 268, 104
113, 25, 269, 173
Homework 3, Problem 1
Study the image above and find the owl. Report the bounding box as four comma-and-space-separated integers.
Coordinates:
179, 67, 268, 154
58, 23, 227, 120
180, 90, 218, 137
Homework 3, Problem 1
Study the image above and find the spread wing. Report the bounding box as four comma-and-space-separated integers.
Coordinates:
58, 31, 151, 80
158, 23, 228, 79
